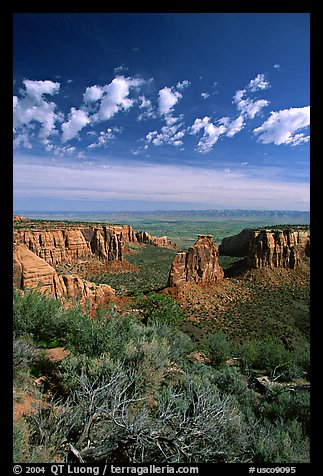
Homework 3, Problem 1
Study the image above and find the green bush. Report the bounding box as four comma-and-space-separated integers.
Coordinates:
204, 331, 233, 367
137, 292, 184, 327
65, 308, 138, 359
13, 337, 35, 384
257, 390, 310, 434
152, 323, 196, 362
13, 420, 28, 463
13, 289, 68, 343
251, 420, 309, 463
239, 337, 301, 381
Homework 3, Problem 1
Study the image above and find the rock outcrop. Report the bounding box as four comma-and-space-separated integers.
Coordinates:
136, 230, 177, 250
247, 229, 310, 270
13, 215, 28, 222
13, 244, 115, 308
13, 244, 65, 297
168, 235, 224, 287
13, 222, 176, 267
13, 226, 124, 266
219, 229, 254, 257
219, 227, 310, 270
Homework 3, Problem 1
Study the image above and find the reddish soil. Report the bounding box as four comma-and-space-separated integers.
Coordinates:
42, 347, 70, 362
13, 393, 40, 423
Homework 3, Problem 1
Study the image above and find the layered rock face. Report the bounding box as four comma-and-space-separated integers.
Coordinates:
168, 235, 224, 287
13, 226, 124, 266
13, 244, 115, 307
247, 229, 310, 270
13, 244, 64, 297
13, 223, 176, 267
136, 230, 177, 250
219, 229, 254, 257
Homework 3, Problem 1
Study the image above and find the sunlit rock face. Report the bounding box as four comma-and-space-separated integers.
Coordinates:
247, 229, 310, 269
168, 235, 224, 287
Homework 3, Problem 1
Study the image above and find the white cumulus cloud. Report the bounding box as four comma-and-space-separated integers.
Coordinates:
248, 73, 270, 92
62, 108, 90, 142
22, 79, 60, 103
253, 106, 310, 146
94, 75, 143, 122
137, 96, 156, 121
83, 85, 104, 103
233, 89, 269, 119
226, 115, 245, 138
158, 87, 182, 116
146, 124, 185, 147
190, 116, 227, 153
13, 79, 62, 146
176, 80, 191, 91
87, 127, 122, 149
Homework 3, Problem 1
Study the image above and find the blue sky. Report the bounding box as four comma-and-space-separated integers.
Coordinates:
13, 13, 310, 212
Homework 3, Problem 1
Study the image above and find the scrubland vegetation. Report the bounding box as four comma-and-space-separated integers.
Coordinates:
13, 288, 310, 464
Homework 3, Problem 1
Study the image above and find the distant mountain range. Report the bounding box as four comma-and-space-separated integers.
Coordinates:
14, 209, 310, 222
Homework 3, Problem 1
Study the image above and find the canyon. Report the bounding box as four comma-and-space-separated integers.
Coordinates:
13, 218, 177, 310
13, 217, 310, 312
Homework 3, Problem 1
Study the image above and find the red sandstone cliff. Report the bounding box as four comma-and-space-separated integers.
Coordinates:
13, 222, 176, 267
247, 229, 310, 270
136, 230, 177, 250
13, 244, 115, 308
168, 235, 224, 287
13, 226, 124, 266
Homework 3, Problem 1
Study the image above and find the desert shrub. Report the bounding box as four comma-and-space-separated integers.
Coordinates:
239, 337, 300, 381
256, 390, 310, 434
13, 289, 68, 343
203, 331, 233, 367
137, 292, 184, 327
26, 366, 254, 463
214, 366, 248, 399
251, 419, 309, 463
13, 337, 35, 384
65, 308, 137, 359
124, 336, 173, 400
27, 395, 80, 462
151, 323, 196, 362
292, 341, 310, 377
13, 420, 29, 463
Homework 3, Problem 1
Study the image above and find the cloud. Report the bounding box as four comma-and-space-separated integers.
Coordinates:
226, 115, 245, 137
146, 124, 185, 147
114, 64, 129, 74
274, 64, 280, 70
83, 85, 104, 103
87, 127, 122, 149
201, 92, 210, 99
22, 79, 60, 103
137, 96, 156, 121
43, 141, 76, 156
13, 79, 62, 146
248, 73, 270, 92
14, 157, 310, 210
190, 116, 227, 153
233, 88, 269, 119
62, 108, 90, 142
94, 75, 143, 122
176, 80, 191, 91
158, 87, 182, 116
253, 106, 310, 146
